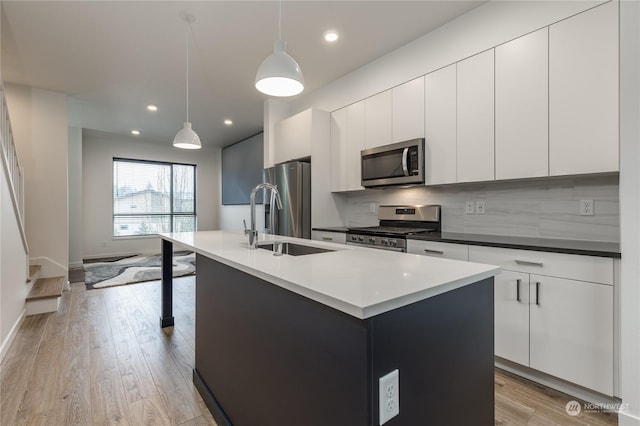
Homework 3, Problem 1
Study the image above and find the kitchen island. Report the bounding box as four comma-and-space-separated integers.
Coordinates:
159, 231, 499, 426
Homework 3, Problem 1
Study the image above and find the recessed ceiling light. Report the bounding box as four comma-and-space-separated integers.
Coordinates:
324, 30, 339, 43
224, 119, 233, 126
146, 104, 158, 112
131, 130, 140, 135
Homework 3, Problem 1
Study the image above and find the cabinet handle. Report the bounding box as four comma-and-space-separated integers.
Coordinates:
424, 249, 444, 255
535, 282, 540, 305
321, 237, 333, 241
515, 259, 544, 267
516, 279, 521, 303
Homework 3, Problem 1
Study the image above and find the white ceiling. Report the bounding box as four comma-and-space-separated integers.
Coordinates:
1, 1, 484, 148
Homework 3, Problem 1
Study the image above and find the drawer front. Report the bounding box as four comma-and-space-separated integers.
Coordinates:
407, 240, 469, 261
311, 231, 346, 244
468, 245, 613, 285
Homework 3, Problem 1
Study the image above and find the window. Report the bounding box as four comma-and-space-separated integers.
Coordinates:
113, 158, 196, 237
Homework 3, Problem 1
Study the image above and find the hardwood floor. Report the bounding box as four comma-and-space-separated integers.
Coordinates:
1, 277, 618, 425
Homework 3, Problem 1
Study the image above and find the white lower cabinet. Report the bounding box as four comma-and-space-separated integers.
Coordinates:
528, 274, 613, 395
469, 246, 614, 396
406, 240, 468, 261
311, 230, 346, 244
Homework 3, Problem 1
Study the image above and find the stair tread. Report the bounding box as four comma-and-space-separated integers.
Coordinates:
27, 277, 64, 301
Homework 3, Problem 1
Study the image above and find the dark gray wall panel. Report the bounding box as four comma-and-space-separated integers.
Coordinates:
222, 132, 264, 205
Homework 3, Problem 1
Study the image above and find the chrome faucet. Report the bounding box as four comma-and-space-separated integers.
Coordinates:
245, 183, 283, 249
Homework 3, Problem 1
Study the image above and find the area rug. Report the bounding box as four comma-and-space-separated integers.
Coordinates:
83, 251, 195, 290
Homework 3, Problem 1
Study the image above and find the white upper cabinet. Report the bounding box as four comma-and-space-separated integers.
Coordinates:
392, 77, 425, 142
425, 64, 457, 185
273, 109, 313, 164
495, 28, 549, 180
364, 90, 392, 149
331, 101, 366, 192
330, 107, 348, 192
549, 1, 619, 176
457, 49, 495, 183
347, 101, 366, 191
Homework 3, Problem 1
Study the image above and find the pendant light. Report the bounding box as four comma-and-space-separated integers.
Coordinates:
173, 13, 201, 149
255, 0, 304, 97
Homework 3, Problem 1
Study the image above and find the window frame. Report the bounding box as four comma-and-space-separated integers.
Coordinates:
112, 157, 197, 237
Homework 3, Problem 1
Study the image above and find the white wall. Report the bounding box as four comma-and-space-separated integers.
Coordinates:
82, 129, 221, 259
5, 85, 69, 280
68, 126, 83, 268
219, 204, 264, 233
619, 1, 640, 423
0, 159, 29, 358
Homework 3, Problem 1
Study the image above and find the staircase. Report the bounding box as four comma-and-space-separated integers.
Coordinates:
25, 271, 65, 316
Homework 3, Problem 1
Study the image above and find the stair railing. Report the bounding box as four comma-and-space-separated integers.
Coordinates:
0, 83, 29, 255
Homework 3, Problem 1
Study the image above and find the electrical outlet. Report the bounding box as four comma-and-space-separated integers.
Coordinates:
379, 369, 399, 425
369, 203, 376, 213
476, 200, 486, 215
465, 200, 475, 215
580, 199, 594, 216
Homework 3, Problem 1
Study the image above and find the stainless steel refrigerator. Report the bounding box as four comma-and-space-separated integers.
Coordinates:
263, 161, 311, 239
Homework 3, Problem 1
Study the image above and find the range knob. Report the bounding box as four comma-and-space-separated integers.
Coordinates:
357, 236, 364, 243
389, 240, 398, 247
368, 237, 376, 244
381, 239, 389, 245
350, 236, 358, 242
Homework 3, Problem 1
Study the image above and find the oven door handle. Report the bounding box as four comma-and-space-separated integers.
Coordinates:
402, 147, 409, 176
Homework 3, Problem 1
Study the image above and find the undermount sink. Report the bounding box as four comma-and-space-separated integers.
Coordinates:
256, 242, 336, 256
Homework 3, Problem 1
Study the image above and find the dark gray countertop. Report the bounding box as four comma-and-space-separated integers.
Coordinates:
312, 227, 620, 258
408, 232, 621, 258
312, 227, 350, 233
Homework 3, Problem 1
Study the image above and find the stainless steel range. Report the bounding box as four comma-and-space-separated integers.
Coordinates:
347, 205, 441, 252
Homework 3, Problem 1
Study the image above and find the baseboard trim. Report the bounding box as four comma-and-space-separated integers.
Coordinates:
0, 309, 25, 362
495, 358, 619, 405
620, 411, 640, 426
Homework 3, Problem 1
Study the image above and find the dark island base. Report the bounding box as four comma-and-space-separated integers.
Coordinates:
195, 254, 494, 426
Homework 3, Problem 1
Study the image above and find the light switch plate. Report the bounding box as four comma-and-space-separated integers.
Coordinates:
465, 201, 475, 215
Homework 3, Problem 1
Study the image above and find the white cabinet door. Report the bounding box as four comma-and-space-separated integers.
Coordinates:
392, 77, 424, 142
549, 1, 619, 176
330, 108, 348, 192
495, 28, 549, 180
273, 109, 313, 164
494, 270, 530, 366
424, 64, 457, 185
457, 49, 495, 183
346, 101, 366, 191
529, 275, 614, 396
365, 90, 392, 149
406, 240, 468, 261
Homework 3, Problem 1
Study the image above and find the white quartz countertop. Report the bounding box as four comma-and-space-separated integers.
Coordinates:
160, 231, 500, 319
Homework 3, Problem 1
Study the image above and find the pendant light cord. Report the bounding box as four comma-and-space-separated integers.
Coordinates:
278, 0, 282, 40
186, 21, 190, 123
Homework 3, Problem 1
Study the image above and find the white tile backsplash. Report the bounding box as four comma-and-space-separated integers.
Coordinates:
344, 175, 620, 242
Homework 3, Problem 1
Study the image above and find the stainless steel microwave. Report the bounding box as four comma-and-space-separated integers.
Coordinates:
361, 138, 424, 188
